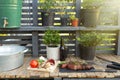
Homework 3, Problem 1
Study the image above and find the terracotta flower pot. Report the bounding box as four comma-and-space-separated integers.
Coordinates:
71, 19, 79, 27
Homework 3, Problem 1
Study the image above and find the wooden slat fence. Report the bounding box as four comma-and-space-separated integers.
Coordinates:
101, 0, 119, 25
21, 0, 81, 26
38, 0, 78, 26
81, 0, 120, 26
21, 0, 80, 55
96, 31, 118, 54
0, 31, 32, 54
22, 0, 33, 26
0, 0, 120, 57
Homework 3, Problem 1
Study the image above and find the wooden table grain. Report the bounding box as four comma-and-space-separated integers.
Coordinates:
0, 53, 120, 79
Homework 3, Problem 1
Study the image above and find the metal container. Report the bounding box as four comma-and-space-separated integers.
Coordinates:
0, 45, 27, 72
0, 0, 23, 28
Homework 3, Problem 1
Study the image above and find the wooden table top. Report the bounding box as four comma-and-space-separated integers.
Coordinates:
0, 53, 120, 79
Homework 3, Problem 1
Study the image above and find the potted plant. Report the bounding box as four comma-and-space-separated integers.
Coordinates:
59, 0, 70, 26
43, 29, 60, 60
80, 0, 104, 27
70, 15, 79, 27
39, 0, 56, 26
77, 31, 105, 60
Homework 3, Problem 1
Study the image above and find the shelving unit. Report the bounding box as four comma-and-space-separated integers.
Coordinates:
0, 0, 120, 57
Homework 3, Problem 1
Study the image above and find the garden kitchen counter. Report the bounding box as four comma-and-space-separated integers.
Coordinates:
0, 53, 120, 80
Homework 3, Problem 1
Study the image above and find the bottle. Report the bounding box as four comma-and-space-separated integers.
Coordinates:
60, 38, 68, 61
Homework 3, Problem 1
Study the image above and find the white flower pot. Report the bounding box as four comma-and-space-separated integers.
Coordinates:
46, 46, 60, 60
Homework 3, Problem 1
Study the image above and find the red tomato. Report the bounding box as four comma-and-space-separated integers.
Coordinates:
30, 60, 39, 68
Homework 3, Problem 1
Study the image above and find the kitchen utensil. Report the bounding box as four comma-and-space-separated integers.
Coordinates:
0, 45, 28, 72
107, 64, 120, 70
96, 56, 120, 70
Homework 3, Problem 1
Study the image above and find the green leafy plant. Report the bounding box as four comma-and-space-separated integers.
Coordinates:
70, 15, 78, 20
82, 0, 104, 9
43, 29, 60, 47
39, 0, 56, 12
58, 0, 71, 18
77, 32, 106, 47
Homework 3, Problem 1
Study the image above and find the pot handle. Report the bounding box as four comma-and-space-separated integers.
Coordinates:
20, 49, 28, 54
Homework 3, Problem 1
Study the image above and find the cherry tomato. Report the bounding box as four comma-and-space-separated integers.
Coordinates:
30, 60, 39, 68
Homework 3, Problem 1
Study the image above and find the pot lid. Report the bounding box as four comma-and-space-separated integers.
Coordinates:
0, 45, 26, 56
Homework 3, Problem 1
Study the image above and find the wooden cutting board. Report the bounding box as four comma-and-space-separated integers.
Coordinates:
27, 61, 60, 73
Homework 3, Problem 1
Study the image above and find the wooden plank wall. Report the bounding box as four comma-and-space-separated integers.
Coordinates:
80, 0, 120, 54
38, 0, 80, 26
0, 0, 120, 56
98, 0, 120, 25
21, 0, 80, 55
96, 31, 118, 54
22, 0, 33, 26
0, 31, 32, 54
21, 0, 81, 26
81, 0, 120, 26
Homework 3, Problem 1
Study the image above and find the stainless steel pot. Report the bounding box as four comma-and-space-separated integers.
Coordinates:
0, 45, 28, 72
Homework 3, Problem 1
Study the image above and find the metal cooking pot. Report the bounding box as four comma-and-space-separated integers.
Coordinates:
3, 39, 21, 46
0, 45, 28, 72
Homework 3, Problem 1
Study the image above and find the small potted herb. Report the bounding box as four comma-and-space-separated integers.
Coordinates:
59, 0, 71, 26
39, 0, 56, 26
77, 31, 106, 60
82, 0, 104, 9
70, 15, 79, 27
80, 0, 105, 27
43, 29, 60, 60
